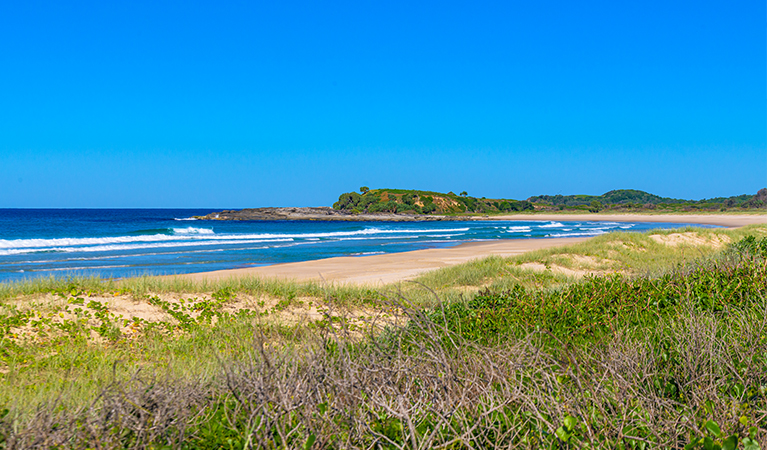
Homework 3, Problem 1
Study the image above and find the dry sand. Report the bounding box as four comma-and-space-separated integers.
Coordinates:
178, 238, 591, 286
173, 213, 766, 286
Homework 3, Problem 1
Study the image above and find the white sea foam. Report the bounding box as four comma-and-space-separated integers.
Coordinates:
0, 238, 294, 256
504, 226, 532, 233
0, 227, 472, 253
172, 227, 214, 235
538, 222, 565, 228
174, 217, 198, 221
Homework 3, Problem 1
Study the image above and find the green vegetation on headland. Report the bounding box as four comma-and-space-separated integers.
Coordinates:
333, 187, 534, 214
2, 225, 767, 448
529, 187, 767, 212
333, 187, 767, 215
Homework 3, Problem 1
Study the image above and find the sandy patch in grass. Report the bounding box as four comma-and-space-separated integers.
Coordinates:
564, 254, 613, 267
3, 290, 398, 349
519, 254, 617, 278
106, 295, 170, 322
607, 241, 647, 252
649, 232, 732, 248
519, 262, 592, 278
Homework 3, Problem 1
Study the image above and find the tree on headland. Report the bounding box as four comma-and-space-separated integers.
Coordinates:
359, 186, 370, 194
460, 191, 468, 197
333, 192, 362, 210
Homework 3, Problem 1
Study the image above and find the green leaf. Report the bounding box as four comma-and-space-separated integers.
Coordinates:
722, 435, 738, 450
705, 420, 722, 438
564, 415, 578, 431
304, 433, 316, 450
743, 437, 761, 450
703, 436, 715, 450
556, 426, 572, 442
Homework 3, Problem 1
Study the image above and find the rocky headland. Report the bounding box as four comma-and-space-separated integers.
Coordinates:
193, 207, 461, 222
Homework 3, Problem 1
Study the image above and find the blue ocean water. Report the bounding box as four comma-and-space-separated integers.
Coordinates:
0, 209, 718, 283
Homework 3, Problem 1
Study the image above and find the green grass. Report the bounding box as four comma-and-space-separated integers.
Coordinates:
2, 234, 767, 447
2, 226, 767, 448
414, 224, 767, 291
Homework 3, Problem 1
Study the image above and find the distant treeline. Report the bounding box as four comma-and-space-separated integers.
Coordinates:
529, 188, 767, 212
333, 187, 767, 215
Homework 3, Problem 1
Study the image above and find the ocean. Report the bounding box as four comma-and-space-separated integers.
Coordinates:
0, 209, 717, 283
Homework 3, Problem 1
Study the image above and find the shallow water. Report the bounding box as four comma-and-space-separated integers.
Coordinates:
0, 209, 718, 282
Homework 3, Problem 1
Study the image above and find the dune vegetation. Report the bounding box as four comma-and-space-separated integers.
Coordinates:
1, 225, 767, 448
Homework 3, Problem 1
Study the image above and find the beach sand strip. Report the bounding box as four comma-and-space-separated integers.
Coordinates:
173, 214, 766, 286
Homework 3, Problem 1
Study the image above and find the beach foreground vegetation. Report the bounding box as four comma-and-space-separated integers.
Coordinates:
1, 225, 767, 448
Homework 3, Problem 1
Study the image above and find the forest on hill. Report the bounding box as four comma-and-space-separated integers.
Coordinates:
529, 188, 767, 211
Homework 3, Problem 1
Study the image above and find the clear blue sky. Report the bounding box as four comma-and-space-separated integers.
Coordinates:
1, 0, 765, 208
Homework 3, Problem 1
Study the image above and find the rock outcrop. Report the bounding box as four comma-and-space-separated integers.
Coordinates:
194, 207, 460, 222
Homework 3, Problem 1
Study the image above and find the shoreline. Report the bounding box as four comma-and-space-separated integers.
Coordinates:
172, 213, 766, 286
173, 237, 592, 285
477, 213, 767, 228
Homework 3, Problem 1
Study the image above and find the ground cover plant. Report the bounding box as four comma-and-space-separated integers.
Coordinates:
1, 226, 767, 448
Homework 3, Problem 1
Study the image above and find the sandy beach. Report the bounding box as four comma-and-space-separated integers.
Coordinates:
178, 237, 592, 285
174, 213, 766, 286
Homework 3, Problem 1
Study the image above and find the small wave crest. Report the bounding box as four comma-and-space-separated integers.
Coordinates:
0, 238, 294, 256
172, 227, 214, 235
538, 222, 565, 228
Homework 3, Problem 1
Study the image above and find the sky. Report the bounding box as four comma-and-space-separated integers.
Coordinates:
0, 0, 765, 208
